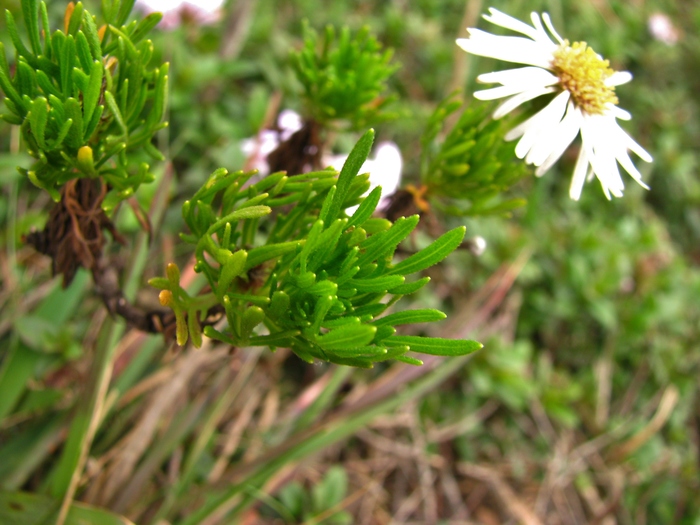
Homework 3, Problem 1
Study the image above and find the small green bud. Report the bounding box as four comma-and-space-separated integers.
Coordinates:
77, 146, 95, 175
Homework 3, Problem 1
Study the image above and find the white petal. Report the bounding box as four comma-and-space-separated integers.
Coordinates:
528, 99, 579, 167
606, 71, 633, 86
616, 150, 650, 189
457, 32, 555, 68
541, 12, 565, 44
582, 119, 626, 198
599, 181, 613, 200
492, 86, 556, 119
569, 148, 590, 200
372, 142, 403, 196
477, 66, 558, 87
475, 84, 533, 100
483, 8, 544, 41
625, 134, 653, 163
535, 104, 583, 174
530, 12, 559, 45
507, 91, 570, 159
607, 105, 632, 120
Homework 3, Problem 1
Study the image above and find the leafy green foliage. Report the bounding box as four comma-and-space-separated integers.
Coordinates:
0, 0, 167, 208
420, 95, 529, 216
1, 1, 697, 523
151, 129, 481, 366
267, 466, 352, 524
291, 22, 398, 130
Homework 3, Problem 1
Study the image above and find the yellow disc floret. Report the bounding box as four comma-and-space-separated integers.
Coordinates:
552, 41, 618, 115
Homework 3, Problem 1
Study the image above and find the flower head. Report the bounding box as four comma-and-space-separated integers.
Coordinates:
135, 0, 224, 30
457, 8, 652, 200
648, 13, 679, 46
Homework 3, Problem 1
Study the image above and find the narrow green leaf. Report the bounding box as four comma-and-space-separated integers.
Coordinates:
58, 34, 75, 95
311, 295, 335, 333
82, 61, 103, 129
396, 355, 424, 366
326, 129, 374, 222
116, 0, 138, 26
307, 218, 347, 272
372, 325, 395, 343
206, 206, 271, 236
28, 97, 48, 149
82, 12, 102, 60
241, 306, 265, 339
348, 275, 404, 293
356, 215, 419, 267
362, 217, 392, 234
293, 271, 316, 289
63, 98, 83, 148
372, 309, 446, 327
21, 0, 42, 56
67, 2, 84, 35
388, 226, 465, 276
388, 276, 430, 295
188, 309, 202, 348
75, 32, 93, 72
321, 316, 361, 329
27, 175, 60, 202
145, 62, 168, 128
372, 344, 410, 362
386, 335, 482, 356
317, 185, 336, 225
245, 241, 301, 270
101, 0, 115, 26
218, 250, 247, 297
0, 113, 22, 125
351, 303, 388, 318
267, 290, 291, 322
72, 67, 89, 93
35, 70, 61, 98
248, 330, 300, 348
49, 119, 73, 149
104, 91, 126, 136
315, 324, 376, 351
305, 280, 338, 297
40, 2, 51, 57
203, 326, 236, 346
347, 186, 381, 229
329, 344, 388, 358
16, 61, 37, 99
0, 44, 24, 111
298, 219, 325, 272
5, 12, 32, 61
130, 12, 163, 44
147, 277, 170, 289
326, 355, 374, 368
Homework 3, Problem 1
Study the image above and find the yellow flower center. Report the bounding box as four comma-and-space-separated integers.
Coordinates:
551, 41, 618, 115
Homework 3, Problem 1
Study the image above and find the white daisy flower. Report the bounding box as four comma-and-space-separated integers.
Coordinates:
135, 0, 224, 30
457, 8, 652, 200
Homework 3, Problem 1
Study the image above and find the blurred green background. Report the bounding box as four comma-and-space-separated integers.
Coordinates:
1, 0, 699, 523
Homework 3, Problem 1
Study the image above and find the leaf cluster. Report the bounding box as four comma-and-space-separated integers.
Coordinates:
0, 0, 167, 209
421, 96, 529, 216
290, 22, 399, 130
268, 466, 352, 524
150, 130, 481, 367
